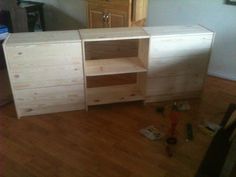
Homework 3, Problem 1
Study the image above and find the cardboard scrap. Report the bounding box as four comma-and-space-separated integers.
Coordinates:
224, 110, 236, 130
140, 125, 162, 141
198, 120, 221, 136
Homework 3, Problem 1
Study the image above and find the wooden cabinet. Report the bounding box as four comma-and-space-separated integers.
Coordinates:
144, 26, 215, 102
87, 0, 148, 28
106, 9, 128, 28
3, 31, 85, 118
3, 26, 214, 118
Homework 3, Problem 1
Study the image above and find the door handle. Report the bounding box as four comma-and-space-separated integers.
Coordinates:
102, 13, 106, 23
106, 13, 111, 24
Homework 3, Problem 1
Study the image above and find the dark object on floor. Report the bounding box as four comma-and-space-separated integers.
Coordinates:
195, 103, 236, 177
166, 137, 177, 145
186, 123, 194, 141
165, 103, 180, 157
156, 106, 165, 115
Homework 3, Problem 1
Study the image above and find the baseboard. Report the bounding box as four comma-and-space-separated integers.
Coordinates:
208, 71, 236, 81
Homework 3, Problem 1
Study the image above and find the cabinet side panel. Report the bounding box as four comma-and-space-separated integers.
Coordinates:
3, 34, 21, 118
146, 34, 213, 103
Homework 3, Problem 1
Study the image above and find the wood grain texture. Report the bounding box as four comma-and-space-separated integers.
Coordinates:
0, 76, 235, 177
3, 32, 85, 118
14, 85, 85, 117
149, 35, 213, 58
80, 27, 149, 41
87, 84, 144, 106
84, 40, 138, 60
6, 31, 81, 45
9, 65, 84, 90
144, 25, 213, 37
146, 27, 214, 103
86, 57, 146, 76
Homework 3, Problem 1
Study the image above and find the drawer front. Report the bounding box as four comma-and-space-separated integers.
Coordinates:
5, 43, 82, 68
149, 35, 213, 58
9, 64, 84, 90
14, 85, 85, 117
148, 54, 209, 78
147, 74, 205, 96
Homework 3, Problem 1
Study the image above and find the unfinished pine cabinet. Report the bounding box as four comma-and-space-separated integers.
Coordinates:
80, 27, 149, 108
144, 26, 215, 102
3, 31, 85, 118
87, 0, 149, 28
3, 25, 214, 118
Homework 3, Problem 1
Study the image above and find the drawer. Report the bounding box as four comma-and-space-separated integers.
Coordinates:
148, 54, 209, 78
10, 64, 84, 90
5, 43, 82, 68
147, 74, 205, 96
149, 34, 213, 58
14, 85, 85, 117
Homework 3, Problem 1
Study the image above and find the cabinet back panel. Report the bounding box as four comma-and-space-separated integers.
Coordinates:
85, 39, 138, 60
87, 73, 136, 88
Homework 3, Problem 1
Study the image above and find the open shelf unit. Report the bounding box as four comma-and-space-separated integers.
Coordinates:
80, 27, 150, 108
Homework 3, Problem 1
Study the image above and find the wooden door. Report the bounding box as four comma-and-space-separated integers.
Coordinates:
107, 9, 128, 28
88, 5, 106, 28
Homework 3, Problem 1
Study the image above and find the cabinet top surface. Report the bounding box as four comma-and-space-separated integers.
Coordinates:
144, 25, 214, 37
79, 27, 149, 41
5, 30, 81, 46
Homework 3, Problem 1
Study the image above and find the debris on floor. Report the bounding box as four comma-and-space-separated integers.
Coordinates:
156, 106, 165, 117
224, 110, 236, 130
140, 125, 162, 141
176, 101, 191, 111
198, 120, 221, 136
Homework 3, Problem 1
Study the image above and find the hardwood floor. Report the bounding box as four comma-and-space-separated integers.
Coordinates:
0, 76, 235, 177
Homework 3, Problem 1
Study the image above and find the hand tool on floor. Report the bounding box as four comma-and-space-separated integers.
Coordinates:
186, 123, 194, 142
165, 102, 180, 157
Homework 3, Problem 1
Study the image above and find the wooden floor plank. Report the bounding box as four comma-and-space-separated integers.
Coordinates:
0, 76, 235, 177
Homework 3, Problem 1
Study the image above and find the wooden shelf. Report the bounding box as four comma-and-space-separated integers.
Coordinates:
80, 27, 149, 42
86, 57, 147, 76
87, 84, 144, 106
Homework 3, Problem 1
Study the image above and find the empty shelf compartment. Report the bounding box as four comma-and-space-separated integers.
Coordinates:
87, 84, 145, 106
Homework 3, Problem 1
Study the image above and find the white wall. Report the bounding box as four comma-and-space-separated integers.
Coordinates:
24, 0, 236, 81
147, 0, 236, 81
31, 0, 87, 30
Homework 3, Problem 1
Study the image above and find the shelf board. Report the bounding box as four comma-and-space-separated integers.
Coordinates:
87, 84, 144, 106
86, 57, 147, 76
79, 27, 149, 42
